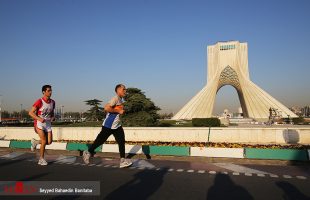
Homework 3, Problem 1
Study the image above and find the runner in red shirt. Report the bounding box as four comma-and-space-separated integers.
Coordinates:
29, 85, 55, 166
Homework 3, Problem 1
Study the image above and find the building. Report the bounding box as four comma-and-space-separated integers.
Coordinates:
173, 41, 297, 121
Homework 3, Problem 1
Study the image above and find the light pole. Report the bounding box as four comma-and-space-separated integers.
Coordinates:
0, 95, 2, 123
61, 105, 64, 121
20, 104, 23, 121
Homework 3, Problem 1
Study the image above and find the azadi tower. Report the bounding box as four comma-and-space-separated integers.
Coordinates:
173, 41, 297, 120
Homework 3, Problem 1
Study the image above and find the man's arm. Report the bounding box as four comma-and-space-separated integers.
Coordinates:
104, 104, 124, 114
29, 107, 45, 123
51, 101, 55, 121
50, 110, 55, 121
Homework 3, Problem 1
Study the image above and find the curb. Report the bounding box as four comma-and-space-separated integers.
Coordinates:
245, 148, 309, 161
102, 144, 143, 154
190, 147, 244, 158
0, 140, 10, 148
1, 140, 309, 161
66, 143, 102, 152
10, 140, 31, 149
36, 142, 67, 150
142, 145, 190, 156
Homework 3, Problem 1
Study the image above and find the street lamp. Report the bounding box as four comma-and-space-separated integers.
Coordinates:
0, 95, 2, 123
61, 105, 64, 121
20, 104, 23, 121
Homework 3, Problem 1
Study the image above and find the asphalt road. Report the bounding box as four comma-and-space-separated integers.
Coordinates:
0, 149, 309, 200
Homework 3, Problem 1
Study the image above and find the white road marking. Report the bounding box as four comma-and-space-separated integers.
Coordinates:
1, 152, 25, 159
283, 175, 292, 179
257, 174, 265, 177
168, 169, 174, 172
177, 169, 184, 172
245, 173, 252, 176
198, 170, 205, 174
209, 171, 216, 174
187, 170, 194, 173
138, 167, 145, 170
296, 176, 307, 180
270, 174, 279, 178
55, 155, 76, 164
214, 163, 272, 175
131, 159, 155, 169
233, 172, 240, 175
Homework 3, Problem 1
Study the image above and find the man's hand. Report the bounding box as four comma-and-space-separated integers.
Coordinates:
118, 109, 125, 115
38, 118, 45, 123
29, 106, 45, 123
105, 104, 125, 114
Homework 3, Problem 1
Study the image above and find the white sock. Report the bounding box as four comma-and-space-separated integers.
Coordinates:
34, 140, 41, 145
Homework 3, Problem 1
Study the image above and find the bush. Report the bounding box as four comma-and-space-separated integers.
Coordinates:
192, 118, 221, 127
122, 111, 159, 127
292, 117, 304, 125
158, 122, 173, 127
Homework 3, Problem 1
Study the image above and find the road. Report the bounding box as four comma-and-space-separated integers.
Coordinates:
0, 148, 309, 200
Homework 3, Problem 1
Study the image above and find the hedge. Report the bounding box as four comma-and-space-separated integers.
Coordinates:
192, 118, 221, 127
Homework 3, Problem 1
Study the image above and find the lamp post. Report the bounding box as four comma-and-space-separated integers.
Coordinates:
20, 104, 23, 121
0, 95, 2, 123
61, 105, 64, 121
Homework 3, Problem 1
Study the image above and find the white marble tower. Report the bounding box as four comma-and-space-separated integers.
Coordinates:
173, 41, 297, 120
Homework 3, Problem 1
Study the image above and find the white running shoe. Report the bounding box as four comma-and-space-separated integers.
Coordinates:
31, 138, 37, 152
83, 150, 90, 164
120, 158, 132, 168
38, 158, 48, 166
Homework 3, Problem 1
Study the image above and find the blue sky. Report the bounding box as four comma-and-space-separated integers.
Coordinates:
0, 0, 309, 114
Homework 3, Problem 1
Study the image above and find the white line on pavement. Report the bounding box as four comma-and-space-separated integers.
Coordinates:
270, 174, 279, 178
0, 152, 25, 159
54, 155, 76, 164
296, 176, 307, 180
214, 163, 272, 175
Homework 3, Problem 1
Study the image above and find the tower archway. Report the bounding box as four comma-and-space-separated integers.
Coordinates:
173, 41, 297, 120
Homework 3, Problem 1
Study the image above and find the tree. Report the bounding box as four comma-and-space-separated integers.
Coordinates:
1, 111, 10, 118
122, 88, 160, 127
84, 99, 105, 121
20, 109, 31, 120
159, 113, 174, 119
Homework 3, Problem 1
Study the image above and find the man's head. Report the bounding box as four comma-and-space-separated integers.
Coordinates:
42, 85, 52, 98
115, 84, 126, 98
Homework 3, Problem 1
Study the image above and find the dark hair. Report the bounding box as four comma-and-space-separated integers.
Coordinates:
115, 84, 125, 92
42, 85, 52, 93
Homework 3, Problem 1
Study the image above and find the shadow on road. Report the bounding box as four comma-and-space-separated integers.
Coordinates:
104, 167, 168, 200
206, 174, 254, 200
276, 181, 309, 200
